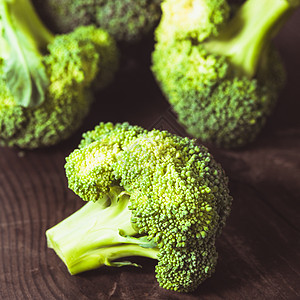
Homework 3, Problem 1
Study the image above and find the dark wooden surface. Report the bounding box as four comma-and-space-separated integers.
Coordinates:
1, 10, 300, 300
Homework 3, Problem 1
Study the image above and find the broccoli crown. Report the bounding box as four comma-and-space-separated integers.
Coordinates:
0, 0, 119, 149
152, 0, 298, 148
33, 0, 162, 43
47, 122, 232, 292
155, 0, 230, 43
94, 0, 163, 43
45, 25, 119, 91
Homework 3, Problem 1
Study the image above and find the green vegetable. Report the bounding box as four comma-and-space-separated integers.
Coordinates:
33, 0, 163, 43
0, 0, 119, 149
46, 122, 232, 292
152, 0, 300, 148
0, 0, 53, 107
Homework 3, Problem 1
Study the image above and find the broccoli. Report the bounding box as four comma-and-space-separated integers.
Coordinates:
152, 0, 300, 148
46, 122, 232, 292
32, 0, 162, 43
0, 0, 119, 149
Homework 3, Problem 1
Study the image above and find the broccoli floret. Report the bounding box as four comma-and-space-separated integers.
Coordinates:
46, 122, 232, 292
32, 0, 162, 43
152, 0, 300, 148
154, 0, 230, 43
0, 0, 119, 149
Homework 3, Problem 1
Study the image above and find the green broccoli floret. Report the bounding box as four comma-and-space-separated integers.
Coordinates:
32, 0, 162, 43
46, 122, 232, 292
0, 0, 119, 149
152, 0, 300, 148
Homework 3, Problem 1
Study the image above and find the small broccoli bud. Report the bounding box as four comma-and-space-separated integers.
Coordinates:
155, 0, 230, 43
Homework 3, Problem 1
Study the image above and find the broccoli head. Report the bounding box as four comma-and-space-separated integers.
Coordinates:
46, 122, 232, 292
33, 0, 162, 43
152, 0, 299, 148
0, 0, 119, 149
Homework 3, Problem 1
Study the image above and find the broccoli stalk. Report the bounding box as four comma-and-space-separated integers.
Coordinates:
204, 0, 299, 78
46, 185, 158, 275
0, 0, 54, 107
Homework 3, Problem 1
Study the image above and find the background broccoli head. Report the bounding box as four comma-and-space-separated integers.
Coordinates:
33, 0, 163, 43
152, 0, 298, 148
152, 37, 285, 148
0, 26, 119, 149
0, 0, 119, 149
47, 122, 232, 292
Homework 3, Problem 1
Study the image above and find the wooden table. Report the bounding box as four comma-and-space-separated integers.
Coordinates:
1, 10, 300, 300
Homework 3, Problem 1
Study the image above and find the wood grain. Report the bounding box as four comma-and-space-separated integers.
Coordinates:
0, 8, 300, 300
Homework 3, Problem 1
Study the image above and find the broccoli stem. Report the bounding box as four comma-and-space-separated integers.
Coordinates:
204, 0, 300, 78
2, 0, 54, 49
46, 186, 158, 275
65, 244, 159, 275
0, 0, 54, 107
